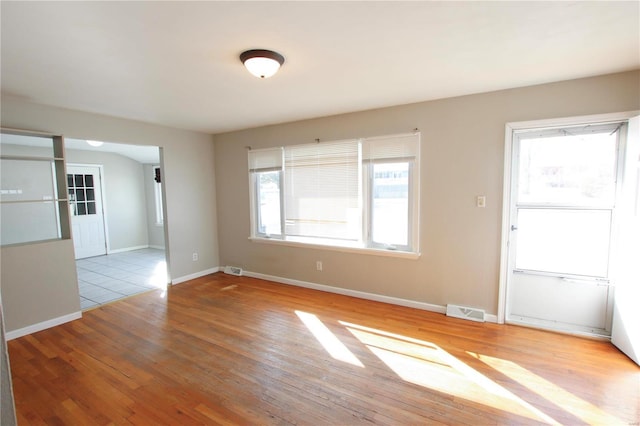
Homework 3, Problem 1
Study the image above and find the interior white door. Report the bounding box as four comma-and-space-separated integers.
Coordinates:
611, 116, 640, 365
67, 165, 106, 259
506, 122, 624, 336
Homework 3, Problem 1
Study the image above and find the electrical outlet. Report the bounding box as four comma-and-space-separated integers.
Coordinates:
192, 252, 199, 261
316, 261, 323, 271
476, 195, 486, 208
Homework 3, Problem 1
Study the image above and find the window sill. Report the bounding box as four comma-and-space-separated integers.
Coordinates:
248, 236, 420, 260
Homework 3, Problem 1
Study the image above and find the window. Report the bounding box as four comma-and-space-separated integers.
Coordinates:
371, 162, 410, 247
68, 173, 97, 216
153, 166, 164, 225
248, 133, 420, 255
512, 123, 622, 278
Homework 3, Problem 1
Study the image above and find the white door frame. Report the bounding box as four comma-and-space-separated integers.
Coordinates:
498, 110, 640, 325
67, 163, 110, 255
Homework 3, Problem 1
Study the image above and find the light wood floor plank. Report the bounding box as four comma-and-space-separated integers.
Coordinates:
8, 273, 639, 425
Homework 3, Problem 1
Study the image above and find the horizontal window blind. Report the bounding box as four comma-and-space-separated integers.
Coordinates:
248, 147, 283, 172
362, 133, 419, 161
284, 140, 360, 240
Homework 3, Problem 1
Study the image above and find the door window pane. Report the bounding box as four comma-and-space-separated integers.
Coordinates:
518, 131, 617, 205
372, 162, 409, 246
515, 208, 611, 277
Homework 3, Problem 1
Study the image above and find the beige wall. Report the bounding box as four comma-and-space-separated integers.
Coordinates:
214, 70, 640, 316
1, 240, 80, 331
1, 98, 218, 333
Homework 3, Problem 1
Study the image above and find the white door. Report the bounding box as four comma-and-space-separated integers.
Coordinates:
611, 116, 640, 365
505, 122, 624, 336
67, 165, 107, 259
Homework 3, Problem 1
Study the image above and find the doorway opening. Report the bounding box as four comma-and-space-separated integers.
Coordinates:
64, 139, 169, 309
500, 114, 636, 338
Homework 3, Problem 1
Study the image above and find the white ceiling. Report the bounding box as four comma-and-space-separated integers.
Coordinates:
1, 1, 638, 135
0, 133, 159, 164
64, 138, 160, 164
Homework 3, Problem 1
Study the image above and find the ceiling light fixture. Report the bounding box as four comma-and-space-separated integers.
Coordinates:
86, 140, 104, 147
240, 49, 285, 79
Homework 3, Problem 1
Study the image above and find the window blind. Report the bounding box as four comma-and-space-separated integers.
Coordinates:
284, 140, 360, 240
248, 147, 283, 172
362, 133, 419, 161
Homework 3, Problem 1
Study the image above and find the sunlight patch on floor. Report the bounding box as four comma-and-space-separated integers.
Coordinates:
295, 311, 364, 367
148, 260, 168, 289
340, 321, 558, 424
468, 351, 625, 425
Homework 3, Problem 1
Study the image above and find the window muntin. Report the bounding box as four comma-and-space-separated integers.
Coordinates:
68, 173, 97, 216
248, 133, 420, 254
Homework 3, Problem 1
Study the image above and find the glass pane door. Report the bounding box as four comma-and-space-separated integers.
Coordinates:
507, 122, 623, 336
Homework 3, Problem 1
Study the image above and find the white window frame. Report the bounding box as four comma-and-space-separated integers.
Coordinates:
365, 158, 416, 252
248, 132, 420, 258
252, 168, 283, 238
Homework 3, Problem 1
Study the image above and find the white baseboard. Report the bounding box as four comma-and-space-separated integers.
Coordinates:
107, 245, 149, 254
148, 245, 165, 250
172, 267, 219, 285
244, 270, 447, 314
6, 311, 82, 340
485, 313, 498, 323
243, 271, 499, 323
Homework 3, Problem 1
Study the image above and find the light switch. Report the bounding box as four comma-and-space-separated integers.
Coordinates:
476, 195, 486, 208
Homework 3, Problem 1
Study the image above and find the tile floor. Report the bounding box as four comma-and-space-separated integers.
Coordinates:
76, 248, 167, 310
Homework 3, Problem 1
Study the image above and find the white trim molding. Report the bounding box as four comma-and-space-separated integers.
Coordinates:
107, 245, 150, 255
249, 237, 420, 260
5, 311, 82, 340
243, 270, 498, 323
172, 267, 220, 285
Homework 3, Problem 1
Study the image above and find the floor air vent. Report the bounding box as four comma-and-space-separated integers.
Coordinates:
446, 304, 485, 322
224, 266, 243, 276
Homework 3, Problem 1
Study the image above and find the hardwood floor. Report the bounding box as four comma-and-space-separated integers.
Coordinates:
8, 273, 639, 425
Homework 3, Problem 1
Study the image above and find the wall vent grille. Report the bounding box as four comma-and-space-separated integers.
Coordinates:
446, 304, 485, 322
224, 266, 243, 276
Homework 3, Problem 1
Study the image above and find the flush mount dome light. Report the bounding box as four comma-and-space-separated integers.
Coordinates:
86, 140, 104, 147
240, 49, 285, 79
